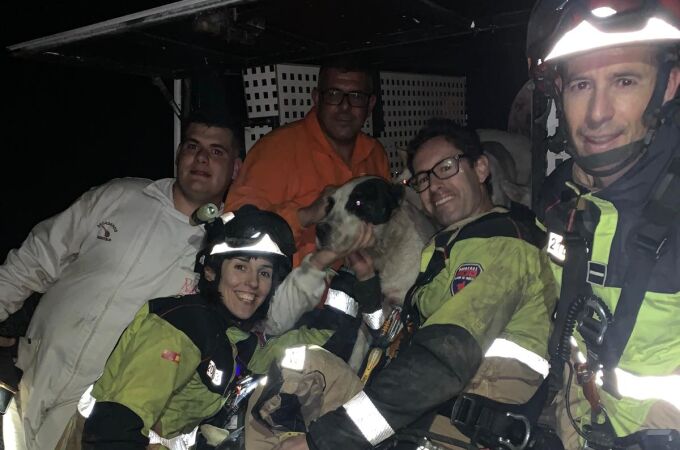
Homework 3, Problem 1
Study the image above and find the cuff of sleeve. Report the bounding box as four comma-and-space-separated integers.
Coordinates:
353, 276, 382, 313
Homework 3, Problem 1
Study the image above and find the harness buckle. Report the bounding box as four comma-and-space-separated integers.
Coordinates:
450, 395, 476, 428
497, 412, 531, 450
635, 233, 668, 260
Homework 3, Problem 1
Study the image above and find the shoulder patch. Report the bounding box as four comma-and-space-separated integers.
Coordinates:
451, 263, 483, 295
161, 349, 181, 364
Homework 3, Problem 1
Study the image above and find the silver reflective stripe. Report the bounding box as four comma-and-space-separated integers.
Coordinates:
614, 368, 680, 411
485, 338, 550, 378
325, 289, 359, 317
78, 385, 199, 449
343, 391, 395, 446
148, 427, 197, 450
362, 308, 385, 330
77, 385, 96, 418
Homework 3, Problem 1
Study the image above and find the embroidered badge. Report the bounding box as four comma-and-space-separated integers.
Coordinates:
178, 276, 198, 295
451, 263, 483, 295
96, 221, 118, 241
207, 360, 224, 386
161, 350, 181, 364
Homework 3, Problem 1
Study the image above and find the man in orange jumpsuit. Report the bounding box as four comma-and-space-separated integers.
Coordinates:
227, 59, 391, 267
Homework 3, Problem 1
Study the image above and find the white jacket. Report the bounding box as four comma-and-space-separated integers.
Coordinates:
0, 178, 204, 449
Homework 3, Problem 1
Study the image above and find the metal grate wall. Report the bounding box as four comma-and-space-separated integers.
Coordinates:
242, 64, 466, 178
379, 71, 466, 176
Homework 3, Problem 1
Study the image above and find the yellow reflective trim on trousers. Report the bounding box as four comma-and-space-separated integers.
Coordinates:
614, 368, 680, 411
485, 338, 550, 378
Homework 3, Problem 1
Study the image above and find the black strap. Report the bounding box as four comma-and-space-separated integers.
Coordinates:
448, 391, 541, 450
598, 156, 680, 391
615, 429, 680, 450
402, 229, 455, 327
547, 229, 591, 382
606, 156, 680, 357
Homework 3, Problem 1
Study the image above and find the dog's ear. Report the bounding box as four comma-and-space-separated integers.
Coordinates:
389, 182, 405, 208
347, 178, 403, 225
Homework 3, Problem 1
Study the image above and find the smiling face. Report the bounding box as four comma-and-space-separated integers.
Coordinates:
211, 256, 274, 320
413, 136, 491, 227
562, 45, 667, 162
175, 123, 240, 212
312, 69, 376, 150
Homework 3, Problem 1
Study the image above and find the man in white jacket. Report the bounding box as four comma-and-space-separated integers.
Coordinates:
0, 113, 242, 450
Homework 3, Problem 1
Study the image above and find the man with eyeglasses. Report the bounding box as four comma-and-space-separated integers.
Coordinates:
226, 58, 390, 268
273, 119, 558, 450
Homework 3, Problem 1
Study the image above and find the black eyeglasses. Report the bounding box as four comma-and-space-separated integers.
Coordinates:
320, 88, 371, 107
408, 155, 469, 193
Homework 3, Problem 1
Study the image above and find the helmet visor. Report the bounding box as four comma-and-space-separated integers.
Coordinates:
210, 232, 286, 258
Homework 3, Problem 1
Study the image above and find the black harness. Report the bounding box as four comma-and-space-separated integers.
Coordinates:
419, 104, 680, 450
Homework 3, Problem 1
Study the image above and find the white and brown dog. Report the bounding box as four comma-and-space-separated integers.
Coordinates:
315, 175, 436, 306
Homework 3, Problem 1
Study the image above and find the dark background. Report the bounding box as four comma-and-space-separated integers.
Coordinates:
1, 0, 533, 259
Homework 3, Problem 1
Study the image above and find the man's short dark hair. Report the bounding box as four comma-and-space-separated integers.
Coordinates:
182, 111, 244, 158
406, 118, 484, 174
318, 57, 376, 94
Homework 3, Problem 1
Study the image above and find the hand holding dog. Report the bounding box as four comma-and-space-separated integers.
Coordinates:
309, 222, 375, 271
346, 249, 375, 281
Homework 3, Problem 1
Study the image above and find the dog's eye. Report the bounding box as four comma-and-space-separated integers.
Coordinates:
354, 200, 362, 208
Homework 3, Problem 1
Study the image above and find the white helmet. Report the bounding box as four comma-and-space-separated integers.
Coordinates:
527, 0, 680, 177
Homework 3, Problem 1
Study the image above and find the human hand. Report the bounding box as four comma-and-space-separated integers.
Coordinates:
273, 435, 309, 450
298, 186, 337, 228
309, 222, 375, 271
346, 249, 375, 281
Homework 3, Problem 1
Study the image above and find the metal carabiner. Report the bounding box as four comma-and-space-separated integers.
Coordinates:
497, 412, 531, 450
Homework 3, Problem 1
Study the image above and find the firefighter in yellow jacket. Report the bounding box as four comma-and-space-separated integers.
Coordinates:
71, 205, 357, 449
256, 120, 558, 450
528, 1, 680, 449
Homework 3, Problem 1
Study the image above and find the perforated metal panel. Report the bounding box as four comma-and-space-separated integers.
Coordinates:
379, 72, 466, 176
244, 125, 273, 154
275, 64, 317, 124
242, 65, 466, 177
244, 63, 373, 132
243, 65, 279, 119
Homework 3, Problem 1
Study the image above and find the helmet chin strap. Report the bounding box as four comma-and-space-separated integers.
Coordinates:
572, 137, 648, 177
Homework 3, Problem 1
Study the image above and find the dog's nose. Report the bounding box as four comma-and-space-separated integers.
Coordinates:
316, 222, 331, 246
